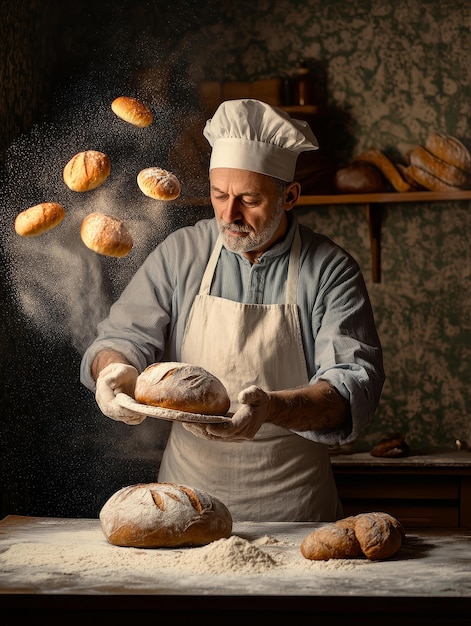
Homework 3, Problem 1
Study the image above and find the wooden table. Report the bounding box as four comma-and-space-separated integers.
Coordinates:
0, 515, 470, 624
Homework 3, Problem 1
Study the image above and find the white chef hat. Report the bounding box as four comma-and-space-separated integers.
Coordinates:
203, 98, 318, 182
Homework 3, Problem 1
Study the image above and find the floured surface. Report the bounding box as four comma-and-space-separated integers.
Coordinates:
0, 516, 470, 597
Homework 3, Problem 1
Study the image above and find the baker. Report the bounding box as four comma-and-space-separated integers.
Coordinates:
80, 98, 385, 522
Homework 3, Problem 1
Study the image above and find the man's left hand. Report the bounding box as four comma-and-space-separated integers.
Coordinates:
182, 385, 271, 442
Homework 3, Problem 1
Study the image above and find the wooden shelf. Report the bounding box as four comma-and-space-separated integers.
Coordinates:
297, 190, 471, 282
296, 190, 471, 206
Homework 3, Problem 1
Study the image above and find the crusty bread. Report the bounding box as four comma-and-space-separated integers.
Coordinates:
425, 132, 471, 174
404, 164, 461, 192
355, 149, 413, 192
81, 212, 133, 257
63, 150, 111, 192
134, 362, 230, 415
300, 512, 404, 561
300, 522, 362, 560
14, 202, 65, 237
408, 145, 470, 188
334, 163, 386, 193
137, 167, 181, 201
353, 512, 404, 560
111, 96, 153, 127
99, 482, 233, 547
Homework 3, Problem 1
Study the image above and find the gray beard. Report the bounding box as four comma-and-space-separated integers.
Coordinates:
218, 200, 285, 254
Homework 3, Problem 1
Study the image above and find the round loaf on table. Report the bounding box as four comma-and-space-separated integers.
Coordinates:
81, 212, 133, 257
63, 150, 111, 192
100, 482, 233, 547
134, 362, 230, 415
111, 96, 153, 127
425, 132, 471, 174
14, 202, 65, 237
137, 167, 181, 201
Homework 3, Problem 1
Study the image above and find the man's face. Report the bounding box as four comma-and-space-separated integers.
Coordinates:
210, 168, 288, 257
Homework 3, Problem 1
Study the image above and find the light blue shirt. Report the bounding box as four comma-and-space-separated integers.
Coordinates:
80, 214, 385, 445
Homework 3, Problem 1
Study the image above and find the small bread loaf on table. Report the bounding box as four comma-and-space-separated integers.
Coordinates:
137, 167, 181, 201
370, 432, 410, 458
300, 511, 404, 561
63, 150, 111, 192
111, 96, 153, 127
100, 482, 233, 547
134, 362, 230, 415
14, 202, 65, 237
81, 212, 133, 257
300, 521, 362, 560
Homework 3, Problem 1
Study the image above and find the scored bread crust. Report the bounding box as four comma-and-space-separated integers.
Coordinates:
137, 167, 181, 200
81, 212, 133, 257
63, 150, 111, 192
134, 362, 230, 415
408, 145, 470, 188
405, 164, 461, 192
425, 132, 471, 174
99, 482, 233, 547
14, 202, 65, 237
300, 511, 404, 561
111, 96, 153, 127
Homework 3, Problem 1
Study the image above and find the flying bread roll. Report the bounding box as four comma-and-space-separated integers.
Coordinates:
63, 150, 111, 192
14, 202, 65, 237
425, 132, 471, 174
137, 167, 181, 201
355, 149, 413, 192
408, 145, 470, 188
81, 212, 133, 257
111, 96, 153, 127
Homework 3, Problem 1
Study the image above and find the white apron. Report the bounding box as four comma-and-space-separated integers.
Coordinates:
158, 227, 341, 521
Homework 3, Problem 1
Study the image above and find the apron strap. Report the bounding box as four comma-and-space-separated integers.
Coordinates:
199, 226, 301, 304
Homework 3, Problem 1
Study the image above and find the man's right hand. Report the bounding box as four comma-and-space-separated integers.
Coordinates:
95, 363, 146, 425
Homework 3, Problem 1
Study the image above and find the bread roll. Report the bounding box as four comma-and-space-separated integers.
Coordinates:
405, 164, 461, 192
334, 163, 386, 193
425, 132, 471, 174
100, 482, 233, 548
300, 522, 362, 561
137, 167, 181, 201
111, 96, 153, 127
14, 202, 65, 237
353, 512, 404, 560
355, 149, 413, 192
409, 145, 470, 188
63, 150, 111, 192
300, 512, 404, 561
370, 432, 410, 458
134, 362, 230, 415
81, 212, 133, 257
